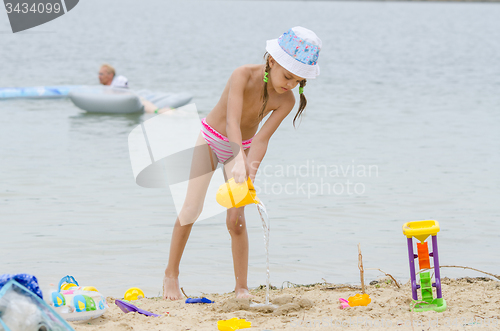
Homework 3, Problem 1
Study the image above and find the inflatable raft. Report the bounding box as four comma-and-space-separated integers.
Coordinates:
135, 90, 193, 110
0, 86, 83, 99
69, 87, 193, 114
69, 86, 143, 114
1, 85, 193, 114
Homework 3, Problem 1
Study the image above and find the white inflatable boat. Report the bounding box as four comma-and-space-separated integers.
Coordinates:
69, 87, 193, 114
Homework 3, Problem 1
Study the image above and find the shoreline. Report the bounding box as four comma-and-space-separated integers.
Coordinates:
69, 277, 500, 330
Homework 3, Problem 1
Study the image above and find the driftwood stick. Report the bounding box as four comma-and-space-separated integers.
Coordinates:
366, 268, 401, 288
321, 284, 362, 291
358, 243, 365, 294
414, 265, 500, 281
439, 265, 500, 281
180, 287, 188, 298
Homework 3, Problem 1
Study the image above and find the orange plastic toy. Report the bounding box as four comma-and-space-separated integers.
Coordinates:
417, 242, 431, 269
348, 293, 371, 306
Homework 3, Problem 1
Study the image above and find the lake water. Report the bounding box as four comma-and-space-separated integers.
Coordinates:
1, 0, 499, 297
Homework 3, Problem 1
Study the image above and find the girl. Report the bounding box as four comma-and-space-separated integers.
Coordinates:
163, 26, 322, 300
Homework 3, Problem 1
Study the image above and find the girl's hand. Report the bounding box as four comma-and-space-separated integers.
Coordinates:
231, 160, 247, 183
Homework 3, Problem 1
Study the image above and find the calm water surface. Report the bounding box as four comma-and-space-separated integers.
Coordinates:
1, 0, 499, 297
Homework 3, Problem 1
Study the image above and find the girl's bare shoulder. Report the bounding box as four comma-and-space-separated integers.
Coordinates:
231, 64, 264, 80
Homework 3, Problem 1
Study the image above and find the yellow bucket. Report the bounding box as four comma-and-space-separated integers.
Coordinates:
216, 178, 260, 209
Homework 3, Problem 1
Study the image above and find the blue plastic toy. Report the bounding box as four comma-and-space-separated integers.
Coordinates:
185, 297, 214, 304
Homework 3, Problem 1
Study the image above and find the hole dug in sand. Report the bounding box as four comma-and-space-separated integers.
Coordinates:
219, 295, 313, 315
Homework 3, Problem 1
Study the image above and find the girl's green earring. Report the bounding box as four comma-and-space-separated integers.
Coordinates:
263, 72, 269, 83
299, 87, 304, 94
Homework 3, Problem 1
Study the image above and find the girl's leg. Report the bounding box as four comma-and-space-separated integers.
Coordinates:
164, 132, 217, 300
163, 219, 193, 300
223, 152, 254, 298
225, 207, 254, 298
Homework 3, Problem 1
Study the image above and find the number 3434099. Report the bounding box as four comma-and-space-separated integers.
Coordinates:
5, 2, 62, 14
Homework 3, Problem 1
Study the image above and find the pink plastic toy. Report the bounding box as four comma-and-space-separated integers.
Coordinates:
339, 298, 350, 309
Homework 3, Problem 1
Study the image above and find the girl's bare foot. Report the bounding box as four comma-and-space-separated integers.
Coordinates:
235, 287, 255, 299
163, 275, 183, 300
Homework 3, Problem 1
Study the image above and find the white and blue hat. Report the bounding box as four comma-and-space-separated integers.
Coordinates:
266, 26, 322, 80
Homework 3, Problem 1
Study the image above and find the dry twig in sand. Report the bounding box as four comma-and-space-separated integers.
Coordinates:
365, 268, 401, 288
282, 281, 325, 289
358, 243, 365, 294
321, 284, 362, 291
318, 278, 362, 291
439, 265, 500, 281
413, 265, 500, 281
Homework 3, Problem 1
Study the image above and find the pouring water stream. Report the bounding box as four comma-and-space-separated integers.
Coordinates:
256, 201, 270, 305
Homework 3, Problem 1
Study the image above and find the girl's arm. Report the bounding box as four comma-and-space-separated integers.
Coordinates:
246, 96, 295, 182
225, 67, 251, 183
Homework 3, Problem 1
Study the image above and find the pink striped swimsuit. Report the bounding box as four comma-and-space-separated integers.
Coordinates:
201, 118, 253, 164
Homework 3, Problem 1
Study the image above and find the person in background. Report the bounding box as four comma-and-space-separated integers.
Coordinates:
98, 64, 170, 113
98, 64, 129, 88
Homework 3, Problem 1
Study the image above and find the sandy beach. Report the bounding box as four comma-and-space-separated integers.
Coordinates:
68, 277, 500, 331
